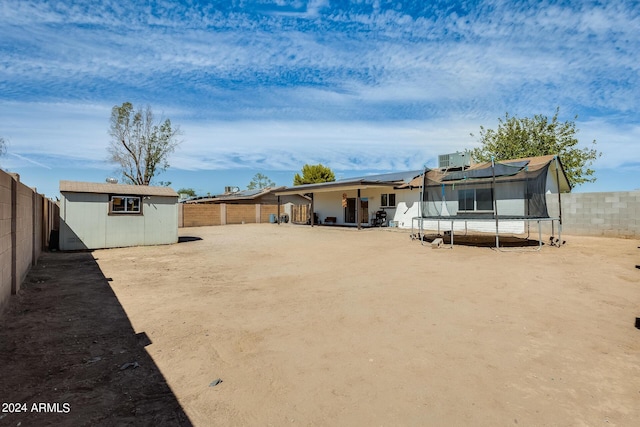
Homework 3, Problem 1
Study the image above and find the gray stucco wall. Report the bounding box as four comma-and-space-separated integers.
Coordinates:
546, 191, 639, 238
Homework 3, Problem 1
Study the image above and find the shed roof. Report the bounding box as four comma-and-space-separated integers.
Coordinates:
60, 180, 179, 197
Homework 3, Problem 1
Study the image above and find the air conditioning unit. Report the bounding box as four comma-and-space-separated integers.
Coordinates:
438, 152, 470, 169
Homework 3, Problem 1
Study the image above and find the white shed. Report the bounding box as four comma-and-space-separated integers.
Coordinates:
59, 180, 179, 250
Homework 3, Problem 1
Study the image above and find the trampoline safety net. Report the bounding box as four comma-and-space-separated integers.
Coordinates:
420, 159, 551, 220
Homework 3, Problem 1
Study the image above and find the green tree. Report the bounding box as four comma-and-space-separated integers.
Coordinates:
293, 163, 336, 185
177, 188, 197, 197
108, 102, 181, 185
247, 173, 275, 190
471, 108, 601, 188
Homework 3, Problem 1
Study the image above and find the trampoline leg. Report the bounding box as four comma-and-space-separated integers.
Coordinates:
538, 220, 542, 250
450, 220, 454, 248
559, 221, 563, 246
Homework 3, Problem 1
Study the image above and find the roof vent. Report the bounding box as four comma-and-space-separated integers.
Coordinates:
105, 177, 118, 184
438, 152, 470, 169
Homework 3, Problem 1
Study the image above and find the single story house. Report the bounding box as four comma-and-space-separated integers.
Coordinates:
274, 154, 570, 234
274, 171, 424, 229
183, 186, 309, 206
59, 180, 179, 250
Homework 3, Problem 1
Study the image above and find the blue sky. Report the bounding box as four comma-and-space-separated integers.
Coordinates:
1, 0, 639, 198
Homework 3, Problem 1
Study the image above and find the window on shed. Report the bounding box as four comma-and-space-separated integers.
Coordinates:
110, 196, 141, 214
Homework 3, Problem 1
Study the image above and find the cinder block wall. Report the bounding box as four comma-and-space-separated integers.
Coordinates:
0, 173, 12, 309
0, 171, 57, 312
16, 182, 34, 286
182, 204, 222, 227
546, 191, 640, 238
226, 205, 256, 224
260, 205, 280, 223
181, 203, 282, 227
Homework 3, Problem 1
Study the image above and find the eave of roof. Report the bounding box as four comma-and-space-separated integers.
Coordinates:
274, 170, 424, 196
275, 180, 402, 196
60, 180, 178, 197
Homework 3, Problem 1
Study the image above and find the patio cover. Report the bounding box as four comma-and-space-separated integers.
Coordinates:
274, 170, 424, 196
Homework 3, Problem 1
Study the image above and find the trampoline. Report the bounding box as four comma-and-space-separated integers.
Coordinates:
413, 155, 568, 250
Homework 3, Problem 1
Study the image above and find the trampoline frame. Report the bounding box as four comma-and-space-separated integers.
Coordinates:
411, 216, 562, 251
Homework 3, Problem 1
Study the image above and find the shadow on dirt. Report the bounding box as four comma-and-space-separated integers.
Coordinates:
419, 233, 548, 248
0, 252, 193, 427
178, 236, 203, 243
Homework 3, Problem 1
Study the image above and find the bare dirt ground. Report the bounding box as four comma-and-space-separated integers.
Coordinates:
1, 224, 639, 426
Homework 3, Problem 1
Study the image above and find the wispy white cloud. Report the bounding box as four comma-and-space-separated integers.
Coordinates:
8, 153, 52, 169
1, 0, 639, 193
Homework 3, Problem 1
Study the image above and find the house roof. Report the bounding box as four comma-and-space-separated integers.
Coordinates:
60, 180, 179, 197
403, 154, 571, 192
274, 170, 424, 196
183, 186, 310, 203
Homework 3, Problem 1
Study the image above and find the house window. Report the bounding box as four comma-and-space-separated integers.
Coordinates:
458, 188, 493, 211
110, 196, 141, 214
380, 193, 396, 207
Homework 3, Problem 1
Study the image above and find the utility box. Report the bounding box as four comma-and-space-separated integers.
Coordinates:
438, 152, 471, 169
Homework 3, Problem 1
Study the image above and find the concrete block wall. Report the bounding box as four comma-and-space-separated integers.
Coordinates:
16, 182, 34, 286
260, 205, 279, 223
226, 205, 257, 225
181, 204, 222, 227
0, 171, 58, 312
0, 173, 13, 310
180, 204, 283, 227
546, 191, 639, 238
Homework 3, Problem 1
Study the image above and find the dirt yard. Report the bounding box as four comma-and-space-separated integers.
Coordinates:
1, 224, 639, 426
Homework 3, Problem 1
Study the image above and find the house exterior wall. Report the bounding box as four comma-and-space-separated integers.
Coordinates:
312, 188, 418, 225
60, 192, 178, 250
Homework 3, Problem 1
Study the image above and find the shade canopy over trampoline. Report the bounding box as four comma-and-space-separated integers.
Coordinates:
416, 155, 569, 220
403, 154, 571, 249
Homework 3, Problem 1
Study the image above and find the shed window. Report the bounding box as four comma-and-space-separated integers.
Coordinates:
111, 196, 141, 214
380, 193, 396, 207
458, 188, 493, 212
